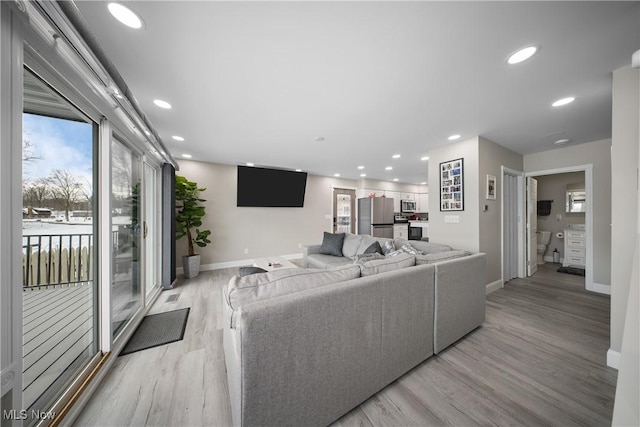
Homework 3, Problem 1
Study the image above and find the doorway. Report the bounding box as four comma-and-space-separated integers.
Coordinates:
333, 188, 356, 233
503, 165, 595, 292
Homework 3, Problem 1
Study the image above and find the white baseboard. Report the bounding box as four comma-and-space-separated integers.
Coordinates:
486, 279, 502, 294
607, 349, 620, 369
592, 282, 611, 295
177, 253, 303, 275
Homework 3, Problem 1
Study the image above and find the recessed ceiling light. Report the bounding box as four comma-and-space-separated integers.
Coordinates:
160, 151, 166, 155
144, 130, 151, 136
360, 173, 367, 177
554, 139, 571, 145
507, 46, 538, 65
246, 162, 254, 166
385, 166, 393, 171
448, 134, 461, 141
172, 135, 185, 141
334, 173, 340, 177
357, 166, 365, 170
108, 3, 143, 29
295, 169, 302, 172
420, 182, 427, 185
420, 156, 429, 161
182, 154, 192, 159
552, 97, 575, 107
153, 99, 172, 109
393, 178, 399, 182
392, 154, 401, 159
315, 137, 325, 142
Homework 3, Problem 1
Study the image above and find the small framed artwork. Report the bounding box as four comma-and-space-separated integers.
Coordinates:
440, 158, 464, 211
486, 175, 496, 200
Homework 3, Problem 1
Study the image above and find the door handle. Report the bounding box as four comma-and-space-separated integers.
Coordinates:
143, 221, 148, 239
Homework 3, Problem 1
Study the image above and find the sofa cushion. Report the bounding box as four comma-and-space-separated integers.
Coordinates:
359, 252, 416, 276
363, 241, 384, 255
342, 233, 364, 259
394, 238, 452, 254
306, 254, 352, 269
225, 264, 361, 327
320, 232, 345, 257
415, 250, 470, 265
353, 252, 385, 265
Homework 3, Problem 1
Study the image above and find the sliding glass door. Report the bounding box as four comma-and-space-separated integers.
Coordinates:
111, 138, 142, 338
21, 67, 99, 421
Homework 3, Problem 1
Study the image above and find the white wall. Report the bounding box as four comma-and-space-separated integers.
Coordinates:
610, 66, 639, 355
478, 137, 524, 285
610, 63, 640, 426
428, 137, 480, 252
176, 160, 357, 267
524, 139, 612, 288
535, 172, 585, 260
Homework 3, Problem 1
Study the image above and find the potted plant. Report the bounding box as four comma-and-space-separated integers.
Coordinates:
175, 175, 212, 278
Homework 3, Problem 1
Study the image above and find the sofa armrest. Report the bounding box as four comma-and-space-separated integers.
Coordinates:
433, 253, 486, 353
302, 244, 322, 267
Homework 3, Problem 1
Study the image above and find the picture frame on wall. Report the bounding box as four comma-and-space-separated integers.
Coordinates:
440, 158, 464, 211
486, 174, 496, 200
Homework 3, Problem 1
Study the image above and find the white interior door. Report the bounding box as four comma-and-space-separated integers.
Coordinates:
526, 177, 538, 276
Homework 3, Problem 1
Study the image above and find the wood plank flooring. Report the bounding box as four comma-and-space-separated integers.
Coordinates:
74, 263, 616, 426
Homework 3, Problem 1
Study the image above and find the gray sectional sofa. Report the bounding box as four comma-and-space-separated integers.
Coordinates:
222, 233, 486, 426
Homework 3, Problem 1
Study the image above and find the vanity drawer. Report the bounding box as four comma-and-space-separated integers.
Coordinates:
566, 230, 586, 238
566, 238, 585, 247
565, 256, 585, 266
566, 247, 585, 257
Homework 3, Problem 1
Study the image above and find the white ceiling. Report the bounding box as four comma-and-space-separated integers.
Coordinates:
73, 1, 639, 185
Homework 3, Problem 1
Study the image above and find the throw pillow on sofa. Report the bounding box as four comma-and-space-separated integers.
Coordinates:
363, 241, 384, 255
319, 232, 345, 257
238, 266, 268, 277
381, 240, 395, 255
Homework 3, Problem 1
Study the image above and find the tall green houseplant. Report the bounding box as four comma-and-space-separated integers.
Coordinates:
175, 175, 211, 278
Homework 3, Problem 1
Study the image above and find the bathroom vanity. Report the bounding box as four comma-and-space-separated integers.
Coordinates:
563, 226, 586, 268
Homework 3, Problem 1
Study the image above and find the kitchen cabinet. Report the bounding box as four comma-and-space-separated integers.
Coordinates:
385, 191, 401, 212
393, 224, 409, 240
400, 192, 415, 200
416, 193, 429, 213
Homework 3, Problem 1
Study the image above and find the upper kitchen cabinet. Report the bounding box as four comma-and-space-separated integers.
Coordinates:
400, 192, 415, 200
417, 193, 429, 213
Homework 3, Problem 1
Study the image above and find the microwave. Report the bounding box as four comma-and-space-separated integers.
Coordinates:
401, 199, 416, 213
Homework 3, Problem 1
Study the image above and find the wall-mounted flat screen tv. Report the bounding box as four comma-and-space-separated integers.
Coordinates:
237, 165, 307, 207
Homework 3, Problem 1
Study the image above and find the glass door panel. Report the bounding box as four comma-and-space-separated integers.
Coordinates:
21, 67, 98, 421
143, 163, 159, 299
333, 188, 356, 233
111, 138, 142, 338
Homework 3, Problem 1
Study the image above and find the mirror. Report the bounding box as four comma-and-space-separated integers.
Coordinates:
566, 183, 586, 213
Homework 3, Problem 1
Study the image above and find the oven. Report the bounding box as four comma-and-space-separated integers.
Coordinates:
401, 199, 416, 213
408, 226, 422, 241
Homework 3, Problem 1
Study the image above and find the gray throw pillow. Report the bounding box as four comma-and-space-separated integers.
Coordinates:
399, 244, 423, 255
238, 266, 268, 277
319, 232, 345, 257
363, 241, 383, 255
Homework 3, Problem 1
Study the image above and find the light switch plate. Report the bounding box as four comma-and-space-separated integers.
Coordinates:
445, 215, 460, 223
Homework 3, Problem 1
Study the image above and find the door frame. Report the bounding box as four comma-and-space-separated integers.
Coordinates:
501, 166, 526, 285
525, 164, 595, 293
331, 186, 357, 233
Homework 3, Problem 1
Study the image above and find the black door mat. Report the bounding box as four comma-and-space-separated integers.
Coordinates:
120, 307, 190, 356
557, 266, 585, 276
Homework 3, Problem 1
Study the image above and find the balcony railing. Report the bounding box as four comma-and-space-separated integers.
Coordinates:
22, 232, 118, 290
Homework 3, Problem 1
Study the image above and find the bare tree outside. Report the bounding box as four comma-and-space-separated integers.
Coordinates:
23, 139, 42, 164
48, 169, 85, 221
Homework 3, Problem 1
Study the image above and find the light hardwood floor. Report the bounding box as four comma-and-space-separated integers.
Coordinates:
74, 262, 616, 426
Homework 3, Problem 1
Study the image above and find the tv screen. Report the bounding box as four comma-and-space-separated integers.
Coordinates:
237, 166, 308, 207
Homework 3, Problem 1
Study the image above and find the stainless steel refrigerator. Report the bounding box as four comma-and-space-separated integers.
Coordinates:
357, 197, 395, 238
